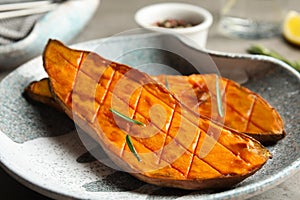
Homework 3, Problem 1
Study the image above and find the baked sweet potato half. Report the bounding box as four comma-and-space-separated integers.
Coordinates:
153, 74, 285, 143
24, 78, 62, 111
39, 39, 272, 190
25, 74, 284, 143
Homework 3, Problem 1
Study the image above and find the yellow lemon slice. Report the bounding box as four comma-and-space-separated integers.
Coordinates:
283, 11, 300, 46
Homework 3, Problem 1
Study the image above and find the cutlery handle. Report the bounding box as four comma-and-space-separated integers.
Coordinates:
0, 2, 59, 19
0, 1, 56, 11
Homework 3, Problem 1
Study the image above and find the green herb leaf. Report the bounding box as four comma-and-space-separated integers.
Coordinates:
247, 45, 300, 72
109, 108, 145, 126
215, 75, 224, 117
126, 135, 141, 162
165, 76, 169, 90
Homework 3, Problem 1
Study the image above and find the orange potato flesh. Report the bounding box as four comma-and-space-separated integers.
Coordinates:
23, 78, 62, 110
41, 40, 271, 189
154, 74, 284, 143
25, 73, 284, 144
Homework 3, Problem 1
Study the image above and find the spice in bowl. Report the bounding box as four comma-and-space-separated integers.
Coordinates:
135, 3, 213, 47
154, 19, 200, 28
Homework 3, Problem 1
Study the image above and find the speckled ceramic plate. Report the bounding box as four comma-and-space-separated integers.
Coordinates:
0, 33, 299, 200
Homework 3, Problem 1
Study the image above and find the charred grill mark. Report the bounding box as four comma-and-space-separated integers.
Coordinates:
120, 86, 143, 159
225, 101, 267, 132
157, 104, 177, 165
186, 130, 202, 178
77, 52, 85, 70
92, 68, 116, 123
130, 136, 187, 176
245, 95, 258, 132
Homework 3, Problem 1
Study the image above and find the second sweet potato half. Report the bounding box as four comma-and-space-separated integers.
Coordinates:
38, 39, 273, 190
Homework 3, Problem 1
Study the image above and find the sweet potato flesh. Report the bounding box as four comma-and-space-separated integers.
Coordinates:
42, 40, 271, 189
154, 74, 284, 143
26, 74, 284, 143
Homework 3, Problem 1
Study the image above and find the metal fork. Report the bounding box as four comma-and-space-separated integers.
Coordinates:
0, 0, 66, 19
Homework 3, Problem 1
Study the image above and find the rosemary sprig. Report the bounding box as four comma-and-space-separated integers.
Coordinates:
109, 108, 145, 126
165, 76, 169, 90
247, 44, 300, 72
126, 135, 141, 162
215, 75, 224, 117
109, 108, 143, 162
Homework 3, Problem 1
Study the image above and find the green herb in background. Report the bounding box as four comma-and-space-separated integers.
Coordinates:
247, 44, 300, 72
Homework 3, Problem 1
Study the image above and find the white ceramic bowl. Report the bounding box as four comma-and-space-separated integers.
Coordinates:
135, 3, 213, 48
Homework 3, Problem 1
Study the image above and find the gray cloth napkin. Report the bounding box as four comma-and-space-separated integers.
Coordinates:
0, 13, 42, 45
